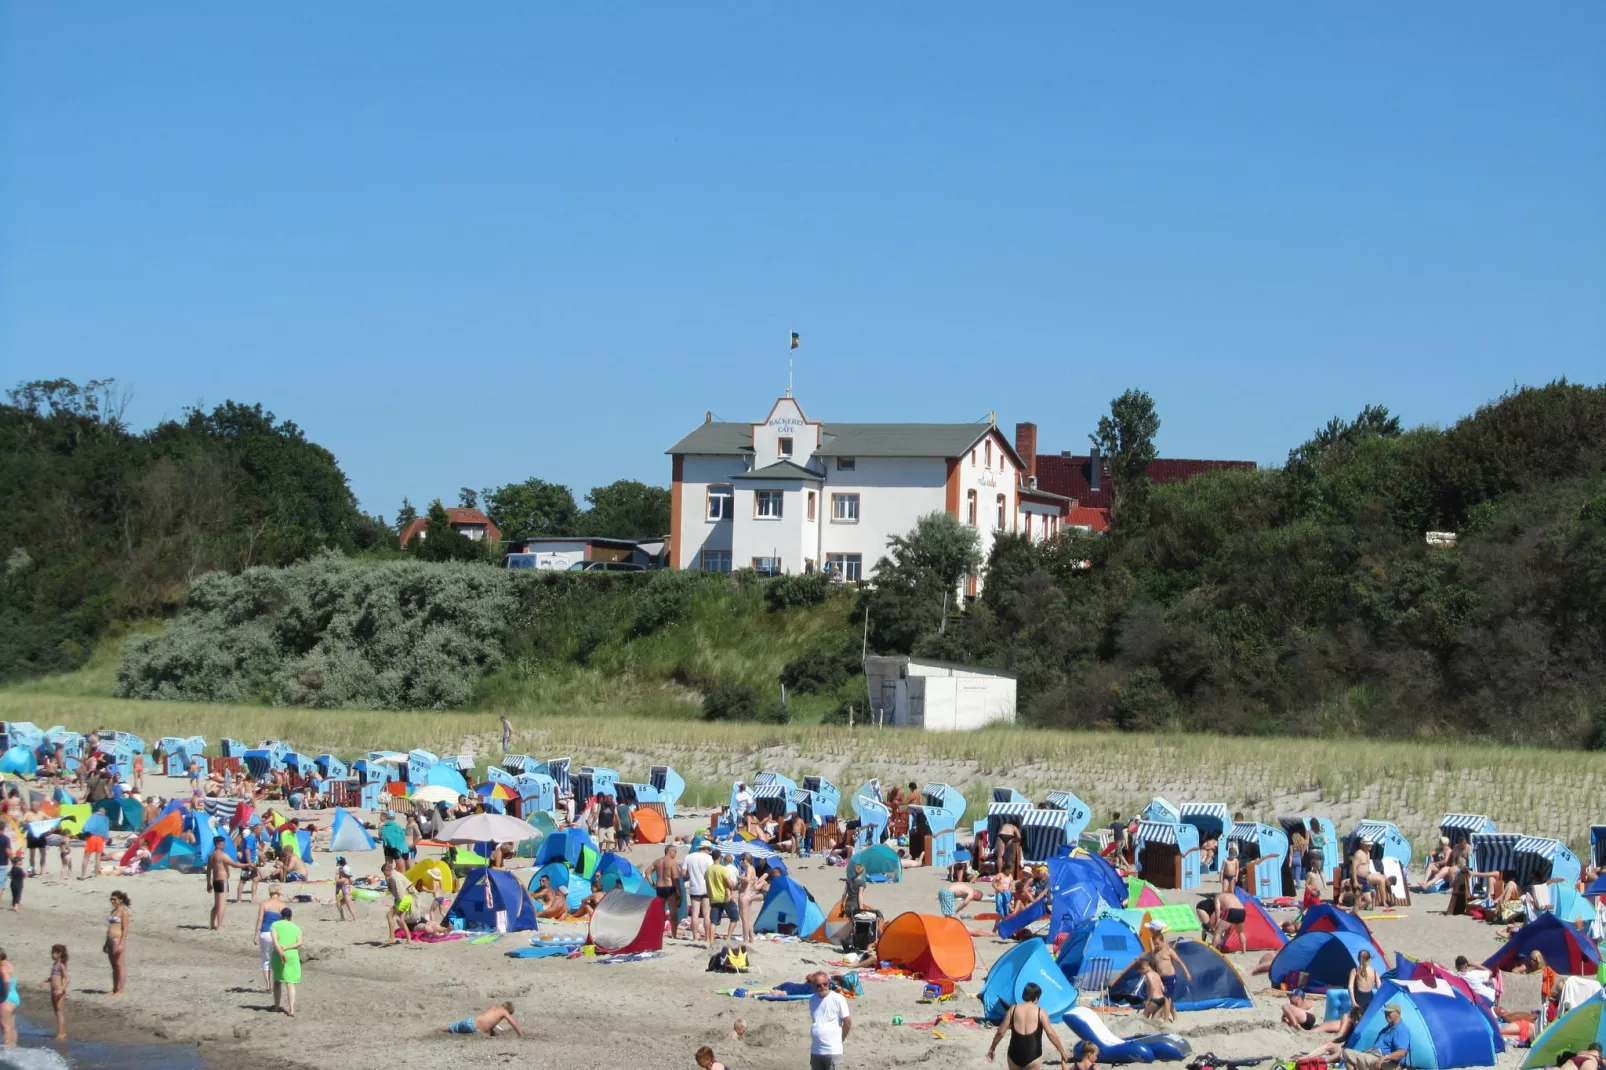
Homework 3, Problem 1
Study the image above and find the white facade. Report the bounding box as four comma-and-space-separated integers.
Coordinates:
668, 397, 1067, 586
862, 656, 1018, 731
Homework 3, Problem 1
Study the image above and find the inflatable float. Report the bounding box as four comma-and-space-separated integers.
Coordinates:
1062, 1008, 1191, 1064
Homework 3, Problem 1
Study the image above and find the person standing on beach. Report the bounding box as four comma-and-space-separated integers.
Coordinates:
270, 906, 303, 1017
43, 944, 68, 1040
0, 948, 17, 1046
500, 715, 513, 751
807, 970, 852, 1070
1148, 926, 1191, 1021
206, 836, 243, 930
105, 890, 131, 996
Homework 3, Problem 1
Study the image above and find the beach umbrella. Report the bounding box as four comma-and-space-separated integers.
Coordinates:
410, 785, 463, 805
435, 813, 539, 846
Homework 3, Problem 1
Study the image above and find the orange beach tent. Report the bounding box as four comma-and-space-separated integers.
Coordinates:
876, 912, 976, 981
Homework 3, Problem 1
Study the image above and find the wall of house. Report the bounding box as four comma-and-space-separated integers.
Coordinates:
813, 456, 947, 578
1017, 499, 1063, 542
675, 454, 742, 569
730, 477, 812, 574
955, 428, 1021, 581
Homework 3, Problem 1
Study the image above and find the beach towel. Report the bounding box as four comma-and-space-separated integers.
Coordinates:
506, 945, 578, 959
393, 929, 466, 943
587, 951, 664, 964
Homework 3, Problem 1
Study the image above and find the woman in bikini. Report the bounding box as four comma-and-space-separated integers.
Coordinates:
105, 890, 131, 995
0, 947, 18, 1046
1348, 949, 1380, 1014
735, 856, 763, 943
986, 982, 1069, 1070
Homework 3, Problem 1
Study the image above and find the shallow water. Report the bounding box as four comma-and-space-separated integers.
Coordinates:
0, 1014, 206, 1070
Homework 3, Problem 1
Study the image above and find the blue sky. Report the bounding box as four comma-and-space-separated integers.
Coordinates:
3, 5, 1602, 519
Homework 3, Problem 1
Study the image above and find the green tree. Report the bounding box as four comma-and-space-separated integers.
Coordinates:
410, 500, 483, 562
579, 480, 671, 538
1091, 389, 1161, 522
458, 487, 478, 509
394, 498, 418, 535
484, 478, 580, 541
862, 512, 982, 653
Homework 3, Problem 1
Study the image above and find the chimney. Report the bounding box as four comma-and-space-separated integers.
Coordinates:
1088, 444, 1102, 493
1014, 422, 1038, 481
704, 411, 712, 424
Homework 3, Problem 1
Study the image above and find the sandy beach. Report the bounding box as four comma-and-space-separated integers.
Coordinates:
0, 772, 1546, 1070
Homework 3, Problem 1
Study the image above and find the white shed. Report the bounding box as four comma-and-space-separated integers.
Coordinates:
861, 656, 1017, 732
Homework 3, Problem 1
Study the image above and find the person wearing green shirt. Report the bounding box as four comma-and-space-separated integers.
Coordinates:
270, 907, 303, 1017
379, 815, 409, 864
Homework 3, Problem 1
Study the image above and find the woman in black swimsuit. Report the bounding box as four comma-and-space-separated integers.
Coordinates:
987, 983, 1069, 1070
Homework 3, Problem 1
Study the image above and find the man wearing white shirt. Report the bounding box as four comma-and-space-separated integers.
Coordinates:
807, 971, 852, 1069
683, 842, 716, 942
1453, 955, 1496, 1002
734, 783, 755, 827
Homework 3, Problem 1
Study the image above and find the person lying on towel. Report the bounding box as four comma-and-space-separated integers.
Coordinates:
439, 1001, 523, 1037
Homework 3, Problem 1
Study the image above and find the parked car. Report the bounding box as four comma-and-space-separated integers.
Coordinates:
566, 560, 645, 573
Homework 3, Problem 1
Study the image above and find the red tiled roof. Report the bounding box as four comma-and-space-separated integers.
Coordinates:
1034, 455, 1256, 509
1067, 505, 1110, 533
398, 507, 502, 547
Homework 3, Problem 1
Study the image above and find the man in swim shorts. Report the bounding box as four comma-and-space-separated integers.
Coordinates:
650, 844, 681, 934
1281, 989, 1319, 1030
206, 836, 244, 931
440, 1001, 523, 1037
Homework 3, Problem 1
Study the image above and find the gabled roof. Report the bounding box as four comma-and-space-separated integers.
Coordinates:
665, 422, 755, 456
1067, 505, 1109, 533
728, 460, 823, 482
399, 507, 502, 547
668, 418, 1020, 466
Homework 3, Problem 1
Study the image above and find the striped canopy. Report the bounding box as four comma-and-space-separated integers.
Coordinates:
1439, 813, 1494, 832
1137, 820, 1178, 845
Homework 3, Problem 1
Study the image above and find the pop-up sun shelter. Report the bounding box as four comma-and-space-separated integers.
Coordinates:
1227, 821, 1288, 898
1219, 894, 1289, 952
1046, 850, 1128, 941
0, 746, 36, 776
1351, 979, 1503, 1069
981, 938, 1076, 1022
850, 843, 902, 882
1484, 912, 1604, 976
1523, 991, 1606, 1069
1179, 803, 1230, 874
1055, 917, 1146, 986
877, 912, 975, 981
445, 868, 537, 932
536, 827, 597, 870
1269, 930, 1379, 991
1113, 939, 1250, 1011
755, 875, 827, 938
589, 889, 666, 953
327, 808, 375, 852
1296, 903, 1386, 958
1134, 819, 1200, 890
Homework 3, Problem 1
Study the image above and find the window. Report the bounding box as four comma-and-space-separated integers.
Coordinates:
985, 441, 993, 468
997, 494, 1007, 529
831, 493, 860, 522
808, 491, 817, 521
836, 457, 855, 471
826, 553, 862, 582
970, 448, 976, 466
752, 556, 781, 577
777, 436, 793, 458
701, 549, 731, 573
966, 489, 977, 526
706, 484, 732, 522
755, 490, 784, 518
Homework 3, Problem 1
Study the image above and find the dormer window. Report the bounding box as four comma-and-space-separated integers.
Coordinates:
778, 437, 794, 458
836, 457, 855, 472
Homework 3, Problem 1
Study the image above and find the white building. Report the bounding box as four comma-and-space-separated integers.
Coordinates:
666, 397, 1071, 591
861, 656, 1018, 731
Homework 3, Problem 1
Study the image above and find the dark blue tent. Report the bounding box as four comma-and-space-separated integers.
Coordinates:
1484, 912, 1604, 976
1113, 939, 1250, 1011
1046, 851, 1127, 941
1269, 930, 1378, 991
1296, 904, 1385, 958
981, 939, 1077, 1022
446, 868, 538, 932
1055, 917, 1145, 985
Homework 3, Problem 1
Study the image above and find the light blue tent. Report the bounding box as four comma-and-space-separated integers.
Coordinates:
1041, 790, 1092, 841
981, 938, 1077, 1022
1134, 819, 1200, 890
1227, 821, 1289, 898
850, 843, 902, 882
422, 763, 469, 797
1524, 991, 1606, 1068
0, 746, 37, 776
1349, 979, 1502, 1069
1055, 916, 1145, 985
328, 808, 375, 852
1180, 803, 1231, 874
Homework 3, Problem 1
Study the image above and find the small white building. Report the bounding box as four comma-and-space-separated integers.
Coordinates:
861, 656, 1017, 731
666, 396, 1071, 591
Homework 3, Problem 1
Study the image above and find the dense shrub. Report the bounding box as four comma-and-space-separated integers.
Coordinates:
762, 571, 832, 610
702, 682, 760, 722
780, 634, 861, 695
116, 554, 515, 708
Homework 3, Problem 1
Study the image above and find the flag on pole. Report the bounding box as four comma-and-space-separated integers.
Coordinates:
790, 332, 800, 350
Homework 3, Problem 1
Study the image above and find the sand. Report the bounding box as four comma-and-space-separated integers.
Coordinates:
0, 772, 1544, 1070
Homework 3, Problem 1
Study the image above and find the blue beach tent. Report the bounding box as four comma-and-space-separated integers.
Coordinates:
327, 808, 375, 853
1484, 912, 1604, 976
1055, 917, 1146, 985
1046, 851, 1127, 941
1523, 992, 1606, 1069
535, 827, 596, 870
1269, 930, 1378, 992
754, 875, 825, 937
1351, 979, 1502, 1069
981, 938, 1077, 1022
1113, 939, 1250, 1011
446, 868, 537, 932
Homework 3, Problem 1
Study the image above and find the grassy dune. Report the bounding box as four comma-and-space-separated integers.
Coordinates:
5, 679, 1603, 854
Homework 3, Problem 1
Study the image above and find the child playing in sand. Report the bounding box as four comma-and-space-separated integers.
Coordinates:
334, 856, 356, 921
440, 1001, 523, 1037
